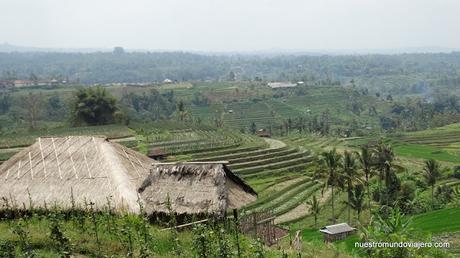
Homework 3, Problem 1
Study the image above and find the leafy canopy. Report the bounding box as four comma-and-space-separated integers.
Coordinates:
71, 87, 119, 126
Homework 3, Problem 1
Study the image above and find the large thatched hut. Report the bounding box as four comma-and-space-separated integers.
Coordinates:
0, 136, 257, 215
0, 136, 154, 213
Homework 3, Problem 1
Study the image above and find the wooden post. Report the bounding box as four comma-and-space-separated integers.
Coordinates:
293, 230, 302, 258
233, 209, 241, 258
253, 213, 257, 238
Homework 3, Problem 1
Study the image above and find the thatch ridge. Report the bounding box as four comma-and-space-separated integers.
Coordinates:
222, 164, 258, 196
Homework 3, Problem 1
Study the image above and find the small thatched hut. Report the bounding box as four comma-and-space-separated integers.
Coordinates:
138, 162, 257, 216
0, 137, 257, 216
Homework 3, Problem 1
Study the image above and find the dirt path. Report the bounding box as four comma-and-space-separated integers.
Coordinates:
263, 138, 286, 149
274, 188, 331, 224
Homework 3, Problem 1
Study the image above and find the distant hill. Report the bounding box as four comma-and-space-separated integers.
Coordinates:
0, 49, 459, 92
0, 43, 108, 53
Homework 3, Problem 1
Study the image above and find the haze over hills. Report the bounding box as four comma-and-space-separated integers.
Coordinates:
1, 42, 458, 56
0, 43, 108, 53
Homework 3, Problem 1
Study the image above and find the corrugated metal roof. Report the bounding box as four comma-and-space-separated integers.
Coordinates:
319, 223, 356, 235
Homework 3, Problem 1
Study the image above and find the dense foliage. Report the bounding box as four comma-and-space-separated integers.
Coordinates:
1, 52, 460, 95
71, 87, 120, 126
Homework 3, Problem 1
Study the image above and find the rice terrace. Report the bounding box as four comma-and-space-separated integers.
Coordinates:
1, 1, 460, 257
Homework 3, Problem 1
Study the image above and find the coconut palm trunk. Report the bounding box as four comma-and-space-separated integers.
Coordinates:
322, 149, 342, 224
343, 151, 357, 224
358, 146, 374, 215
423, 159, 441, 210
308, 195, 321, 228
366, 173, 371, 213
347, 191, 351, 224
331, 184, 335, 223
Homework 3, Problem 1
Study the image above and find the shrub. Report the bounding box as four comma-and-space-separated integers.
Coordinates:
0, 241, 15, 258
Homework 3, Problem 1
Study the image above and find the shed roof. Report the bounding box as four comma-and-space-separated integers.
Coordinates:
319, 223, 356, 235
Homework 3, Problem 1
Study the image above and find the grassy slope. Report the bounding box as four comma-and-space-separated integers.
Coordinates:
0, 215, 352, 257
411, 207, 460, 234
0, 125, 133, 149
385, 123, 460, 164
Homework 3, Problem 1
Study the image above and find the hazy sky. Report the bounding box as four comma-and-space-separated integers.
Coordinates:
1, 0, 459, 52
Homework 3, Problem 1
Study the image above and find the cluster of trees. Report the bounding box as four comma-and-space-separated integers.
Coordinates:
359, 207, 448, 257
0, 92, 68, 130
120, 89, 176, 122
71, 87, 120, 126
310, 142, 456, 226
247, 111, 338, 138
1, 52, 460, 89
382, 93, 460, 131
0, 85, 192, 132
191, 92, 211, 106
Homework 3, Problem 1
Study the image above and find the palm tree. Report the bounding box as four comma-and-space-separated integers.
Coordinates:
307, 195, 321, 228
344, 184, 365, 223
357, 146, 374, 211
177, 100, 187, 121
322, 149, 342, 223
342, 151, 358, 224
423, 159, 441, 209
374, 142, 394, 204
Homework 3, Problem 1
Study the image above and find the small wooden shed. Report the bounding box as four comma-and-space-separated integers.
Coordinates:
256, 129, 271, 138
148, 148, 167, 161
319, 223, 356, 242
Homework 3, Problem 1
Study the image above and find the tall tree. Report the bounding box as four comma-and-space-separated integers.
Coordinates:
322, 149, 342, 223
250, 122, 257, 134
19, 92, 45, 130
228, 71, 236, 81
357, 146, 374, 212
177, 100, 187, 121
307, 195, 321, 228
423, 159, 441, 209
342, 151, 358, 224
344, 183, 365, 223
374, 142, 394, 204
71, 87, 118, 126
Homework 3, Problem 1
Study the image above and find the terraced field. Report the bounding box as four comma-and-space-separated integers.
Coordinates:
340, 123, 460, 165
223, 102, 277, 129
186, 85, 390, 133
0, 124, 133, 148
142, 129, 255, 156
164, 135, 324, 224
189, 133, 359, 226
282, 133, 344, 154
0, 125, 135, 163
396, 123, 460, 156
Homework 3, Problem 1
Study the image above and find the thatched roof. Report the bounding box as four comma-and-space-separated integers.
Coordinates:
0, 137, 257, 215
138, 162, 257, 215
0, 136, 154, 213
